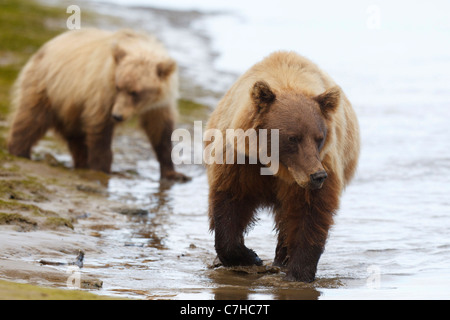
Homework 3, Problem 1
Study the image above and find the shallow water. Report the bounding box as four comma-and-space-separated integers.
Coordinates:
92, 115, 450, 300
27, 0, 450, 299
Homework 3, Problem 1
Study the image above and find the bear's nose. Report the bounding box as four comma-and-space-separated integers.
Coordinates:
112, 114, 124, 122
310, 171, 327, 189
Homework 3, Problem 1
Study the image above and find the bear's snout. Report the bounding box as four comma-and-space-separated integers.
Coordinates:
112, 114, 124, 122
310, 170, 327, 189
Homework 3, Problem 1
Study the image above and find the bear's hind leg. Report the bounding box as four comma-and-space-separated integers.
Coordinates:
209, 190, 262, 267
8, 95, 52, 159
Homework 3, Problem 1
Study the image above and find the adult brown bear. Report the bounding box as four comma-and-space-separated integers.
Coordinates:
206, 51, 360, 282
8, 28, 188, 181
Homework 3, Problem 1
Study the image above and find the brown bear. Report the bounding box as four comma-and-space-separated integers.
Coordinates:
206, 51, 360, 282
7, 28, 188, 181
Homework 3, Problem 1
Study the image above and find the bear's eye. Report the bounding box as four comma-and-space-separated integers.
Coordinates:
316, 137, 325, 149
129, 91, 140, 102
288, 136, 299, 143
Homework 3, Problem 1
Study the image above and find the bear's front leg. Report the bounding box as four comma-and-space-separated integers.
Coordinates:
283, 195, 336, 282
85, 123, 115, 173
209, 190, 262, 267
67, 136, 89, 169
285, 240, 325, 282
140, 107, 190, 182
274, 210, 325, 281
273, 231, 288, 268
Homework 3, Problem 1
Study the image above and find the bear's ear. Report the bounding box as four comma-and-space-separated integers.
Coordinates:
157, 59, 176, 79
112, 44, 127, 64
251, 81, 276, 112
314, 86, 341, 118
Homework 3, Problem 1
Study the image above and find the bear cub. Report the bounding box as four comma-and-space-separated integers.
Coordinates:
8, 28, 188, 181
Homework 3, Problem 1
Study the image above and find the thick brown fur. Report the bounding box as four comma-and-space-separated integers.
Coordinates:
206, 51, 360, 282
7, 28, 188, 180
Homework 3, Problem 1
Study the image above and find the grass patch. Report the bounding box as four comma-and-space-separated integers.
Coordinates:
0, 279, 122, 300
0, 200, 73, 230
0, 0, 63, 53
0, 0, 65, 119
44, 216, 74, 230
0, 199, 57, 217
0, 176, 51, 201
0, 212, 37, 231
177, 98, 211, 124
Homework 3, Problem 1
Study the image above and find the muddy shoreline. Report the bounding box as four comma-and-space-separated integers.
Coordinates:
0, 139, 134, 293
2, 0, 450, 300
0, 0, 219, 299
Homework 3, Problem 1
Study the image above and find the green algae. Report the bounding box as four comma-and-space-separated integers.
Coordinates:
0, 279, 123, 300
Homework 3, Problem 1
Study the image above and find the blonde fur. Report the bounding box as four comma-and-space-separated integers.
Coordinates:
7, 28, 183, 178
207, 51, 360, 193
206, 51, 360, 281
10, 28, 177, 126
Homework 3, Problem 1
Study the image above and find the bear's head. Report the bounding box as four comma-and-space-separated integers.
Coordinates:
111, 44, 176, 122
251, 81, 340, 189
